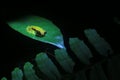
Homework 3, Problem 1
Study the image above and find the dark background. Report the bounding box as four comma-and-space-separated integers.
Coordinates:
0, 2, 120, 79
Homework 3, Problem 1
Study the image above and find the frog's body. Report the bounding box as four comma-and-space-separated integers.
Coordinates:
26, 25, 47, 37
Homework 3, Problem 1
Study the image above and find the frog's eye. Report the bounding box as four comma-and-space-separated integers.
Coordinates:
26, 25, 47, 37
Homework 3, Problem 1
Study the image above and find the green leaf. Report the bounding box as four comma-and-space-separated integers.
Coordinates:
69, 38, 93, 64
35, 53, 61, 80
11, 67, 23, 80
1, 77, 7, 80
23, 62, 42, 80
89, 63, 108, 80
55, 49, 75, 73
75, 70, 87, 80
84, 29, 113, 56
106, 55, 120, 80
7, 15, 65, 48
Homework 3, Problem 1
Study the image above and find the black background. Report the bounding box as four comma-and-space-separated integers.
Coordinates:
0, 2, 120, 79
